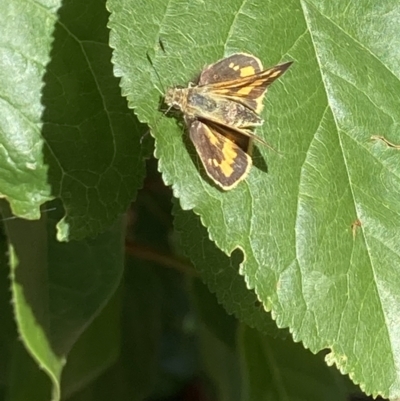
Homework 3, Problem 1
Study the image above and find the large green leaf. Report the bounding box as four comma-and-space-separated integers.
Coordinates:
110, 0, 400, 398
1, 0, 146, 240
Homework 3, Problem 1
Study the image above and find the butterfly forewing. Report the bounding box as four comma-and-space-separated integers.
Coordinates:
208, 61, 293, 113
199, 53, 263, 85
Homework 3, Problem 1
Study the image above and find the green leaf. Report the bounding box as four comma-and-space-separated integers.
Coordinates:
1, 0, 146, 240
5, 205, 125, 400
109, 0, 400, 398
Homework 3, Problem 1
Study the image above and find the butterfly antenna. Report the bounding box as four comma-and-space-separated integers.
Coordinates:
146, 51, 165, 95
141, 51, 166, 143
263, 140, 281, 155
142, 43, 176, 143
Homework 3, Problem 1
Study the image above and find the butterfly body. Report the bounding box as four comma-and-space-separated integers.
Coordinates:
166, 87, 263, 128
164, 53, 292, 190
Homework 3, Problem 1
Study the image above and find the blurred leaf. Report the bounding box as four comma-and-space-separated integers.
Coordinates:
239, 324, 348, 401
61, 286, 122, 399
110, 181, 197, 400
7, 341, 51, 401
0, 224, 15, 383
109, 0, 400, 398
199, 323, 242, 401
192, 279, 238, 351
120, 259, 163, 401
5, 205, 125, 400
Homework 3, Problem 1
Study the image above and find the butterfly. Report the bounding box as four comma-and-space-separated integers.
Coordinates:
164, 53, 292, 190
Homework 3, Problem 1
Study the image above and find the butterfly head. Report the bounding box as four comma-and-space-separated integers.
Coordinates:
164, 86, 188, 112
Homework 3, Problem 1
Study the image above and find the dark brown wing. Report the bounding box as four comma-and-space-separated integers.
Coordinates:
188, 119, 252, 190
207, 61, 293, 113
199, 53, 263, 85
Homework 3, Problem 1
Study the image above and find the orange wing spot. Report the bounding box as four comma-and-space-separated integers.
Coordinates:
206, 130, 220, 145
267, 70, 281, 79
222, 143, 238, 160
215, 88, 230, 95
219, 159, 234, 177
239, 66, 256, 77
214, 142, 237, 177
237, 85, 255, 96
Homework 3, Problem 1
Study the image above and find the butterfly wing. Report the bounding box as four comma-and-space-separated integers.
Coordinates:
199, 53, 263, 85
188, 119, 252, 190
207, 62, 293, 113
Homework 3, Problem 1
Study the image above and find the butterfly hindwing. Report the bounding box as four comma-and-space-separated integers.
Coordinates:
188, 119, 252, 190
